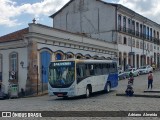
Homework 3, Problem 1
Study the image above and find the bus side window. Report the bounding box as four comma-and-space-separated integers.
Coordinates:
109, 63, 115, 73
96, 64, 102, 75
102, 64, 108, 74
77, 68, 80, 77
86, 64, 90, 76
89, 64, 94, 75
107, 64, 110, 73
112, 63, 117, 73
77, 64, 86, 83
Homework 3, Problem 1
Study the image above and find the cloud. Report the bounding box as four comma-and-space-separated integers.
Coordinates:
117, 0, 160, 24
1, 0, 160, 27
0, 0, 69, 27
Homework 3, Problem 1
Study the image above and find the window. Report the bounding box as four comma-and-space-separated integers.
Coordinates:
128, 19, 131, 32
9, 52, 18, 80
154, 46, 156, 50
9, 52, 18, 72
147, 27, 149, 39
154, 30, 156, 38
77, 64, 86, 83
150, 28, 152, 40
140, 24, 143, 37
136, 40, 139, 48
118, 15, 121, 30
123, 37, 127, 45
136, 22, 139, 36
132, 39, 135, 47
109, 63, 117, 73
144, 42, 146, 50
123, 16, 126, 32
118, 35, 122, 44
102, 64, 109, 74
55, 52, 64, 60
94, 64, 102, 75
132, 20, 135, 34
157, 32, 159, 39
147, 43, 149, 50
150, 44, 153, 51
140, 41, 143, 49
143, 25, 146, 39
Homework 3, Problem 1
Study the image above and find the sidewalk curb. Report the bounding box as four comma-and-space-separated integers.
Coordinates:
23, 92, 48, 98
144, 90, 160, 93
116, 93, 160, 98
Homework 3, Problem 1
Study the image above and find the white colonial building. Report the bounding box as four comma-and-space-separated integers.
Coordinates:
50, 0, 160, 71
1, 0, 160, 95
0, 23, 117, 95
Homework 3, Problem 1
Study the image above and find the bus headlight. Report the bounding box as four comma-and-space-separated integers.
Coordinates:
69, 85, 75, 90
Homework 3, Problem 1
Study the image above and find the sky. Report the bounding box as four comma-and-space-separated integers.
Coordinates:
0, 0, 160, 36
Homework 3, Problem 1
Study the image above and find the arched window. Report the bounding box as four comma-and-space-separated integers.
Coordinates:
66, 52, 74, 59
9, 52, 18, 72
93, 55, 98, 60
76, 53, 83, 59
55, 51, 64, 60
9, 52, 18, 80
85, 54, 91, 59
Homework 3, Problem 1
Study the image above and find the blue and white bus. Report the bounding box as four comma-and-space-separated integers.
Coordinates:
48, 59, 118, 98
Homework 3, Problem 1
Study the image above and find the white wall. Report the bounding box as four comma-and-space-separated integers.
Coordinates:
53, 0, 116, 42
0, 47, 28, 93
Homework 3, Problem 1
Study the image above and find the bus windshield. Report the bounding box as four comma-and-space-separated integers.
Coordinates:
49, 61, 75, 88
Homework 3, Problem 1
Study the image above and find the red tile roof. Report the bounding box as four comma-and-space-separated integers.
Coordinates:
0, 28, 29, 42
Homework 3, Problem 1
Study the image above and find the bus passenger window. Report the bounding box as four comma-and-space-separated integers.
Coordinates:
89, 64, 94, 75
102, 64, 108, 74
96, 64, 102, 75
86, 69, 90, 76
77, 68, 80, 77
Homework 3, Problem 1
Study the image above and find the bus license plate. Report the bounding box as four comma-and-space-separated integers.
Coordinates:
57, 94, 63, 97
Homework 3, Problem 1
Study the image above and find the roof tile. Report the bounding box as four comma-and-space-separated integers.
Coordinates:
0, 28, 29, 42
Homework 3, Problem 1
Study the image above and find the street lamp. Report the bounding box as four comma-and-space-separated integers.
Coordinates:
20, 61, 28, 69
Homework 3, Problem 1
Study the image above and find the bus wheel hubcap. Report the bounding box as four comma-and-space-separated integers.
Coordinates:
86, 88, 90, 97
107, 84, 110, 92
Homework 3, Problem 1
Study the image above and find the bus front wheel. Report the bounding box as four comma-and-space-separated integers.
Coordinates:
85, 87, 90, 98
106, 83, 111, 93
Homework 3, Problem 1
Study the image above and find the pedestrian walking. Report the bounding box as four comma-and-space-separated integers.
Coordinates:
148, 71, 153, 89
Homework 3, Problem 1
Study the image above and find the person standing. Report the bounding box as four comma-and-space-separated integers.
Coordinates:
148, 71, 153, 89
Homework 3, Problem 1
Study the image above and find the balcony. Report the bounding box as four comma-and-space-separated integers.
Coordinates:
117, 26, 160, 45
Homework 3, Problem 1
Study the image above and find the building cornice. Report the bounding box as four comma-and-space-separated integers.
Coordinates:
0, 40, 28, 50
26, 24, 118, 53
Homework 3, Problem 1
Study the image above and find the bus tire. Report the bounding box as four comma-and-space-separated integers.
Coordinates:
106, 83, 111, 93
85, 87, 90, 98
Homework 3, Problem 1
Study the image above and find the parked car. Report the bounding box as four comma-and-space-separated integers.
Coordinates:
118, 67, 123, 74
118, 72, 126, 80
0, 92, 9, 100
138, 65, 153, 74
124, 68, 139, 78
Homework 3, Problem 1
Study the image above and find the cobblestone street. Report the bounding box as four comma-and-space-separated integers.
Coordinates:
0, 71, 160, 120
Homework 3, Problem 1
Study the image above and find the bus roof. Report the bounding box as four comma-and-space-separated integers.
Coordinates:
51, 59, 115, 64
